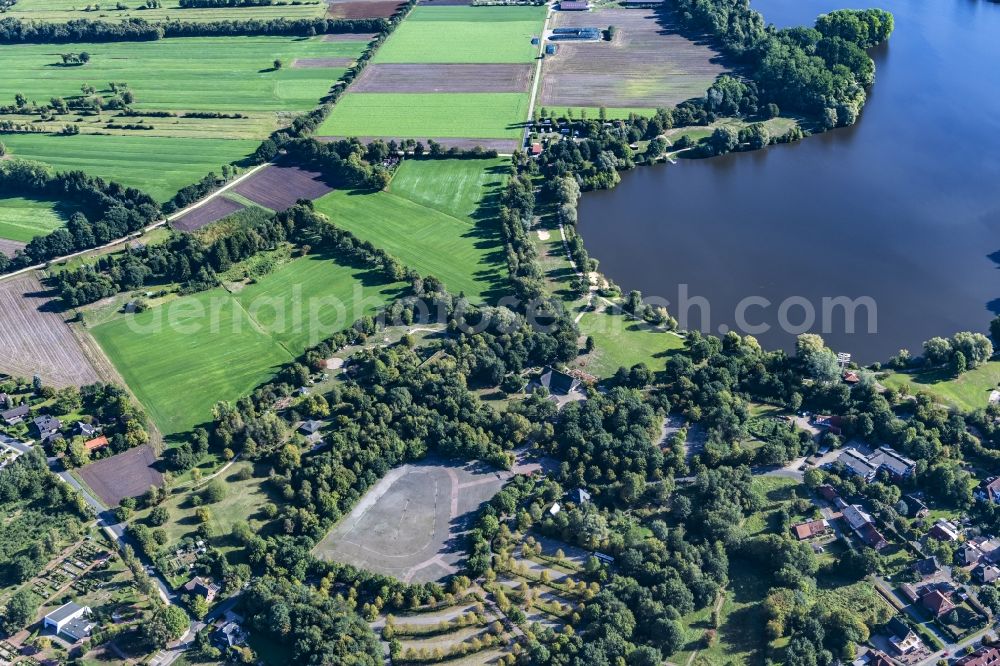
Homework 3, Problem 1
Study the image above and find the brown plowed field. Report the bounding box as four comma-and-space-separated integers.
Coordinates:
540, 9, 728, 109
0, 274, 100, 387
0, 239, 25, 259
316, 135, 519, 153
292, 57, 356, 68
327, 0, 402, 19
351, 63, 534, 93
172, 196, 245, 233
78, 444, 163, 506
230, 164, 336, 211
322, 32, 377, 41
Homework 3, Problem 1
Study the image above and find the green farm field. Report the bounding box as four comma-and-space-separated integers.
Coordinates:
0, 196, 73, 243
373, 6, 545, 64
318, 92, 530, 139
90, 253, 403, 435
233, 253, 407, 353
2, 0, 325, 22
2, 36, 361, 114
1, 133, 259, 202
312, 158, 509, 302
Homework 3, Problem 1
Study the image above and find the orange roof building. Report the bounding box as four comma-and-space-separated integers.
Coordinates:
83, 436, 109, 452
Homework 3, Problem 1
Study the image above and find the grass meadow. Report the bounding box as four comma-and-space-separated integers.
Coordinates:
90, 252, 403, 435
2, 37, 361, 114
0, 196, 73, 243
574, 307, 686, 378
372, 6, 546, 64
319, 92, 529, 139
1, 133, 259, 202
3, 0, 325, 22
882, 361, 1000, 412
312, 158, 509, 302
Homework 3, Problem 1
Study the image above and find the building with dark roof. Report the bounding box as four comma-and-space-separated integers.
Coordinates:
537, 367, 580, 396
213, 621, 247, 649
977, 477, 1000, 504
298, 420, 324, 437
559, 0, 590, 9
44, 602, 93, 642
975, 563, 1000, 583
911, 556, 939, 578
1, 404, 29, 425
32, 414, 61, 439
885, 616, 922, 655
184, 576, 220, 603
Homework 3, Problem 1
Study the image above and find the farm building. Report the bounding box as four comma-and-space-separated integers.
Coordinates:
545, 43, 559, 56
559, 0, 591, 9
621, 0, 666, 7
550, 27, 602, 41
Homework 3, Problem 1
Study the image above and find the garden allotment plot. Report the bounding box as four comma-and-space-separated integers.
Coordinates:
318, 6, 546, 151
0, 35, 365, 201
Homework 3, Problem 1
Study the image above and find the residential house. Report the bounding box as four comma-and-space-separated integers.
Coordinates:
928, 520, 959, 542
213, 621, 247, 649
1, 404, 29, 426
31, 415, 61, 439
869, 447, 917, 480
0, 393, 8, 409
843, 371, 861, 384
576, 488, 591, 504
885, 616, 922, 655
298, 420, 324, 438
912, 556, 939, 578
842, 504, 889, 550
84, 436, 109, 453
183, 577, 220, 603
44, 602, 94, 642
975, 564, 1000, 584
963, 542, 985, 566
920, 589, 955, 618
818, 484, 839, 502
792, 519, 830, 541
549, 502, 561, 516
904, 493, 929, 518
955, 646, 1000, 666
977, 477, 1000, 504
536, 367, 581, 396
76, 422, 98, 438
813, 414, 843, 435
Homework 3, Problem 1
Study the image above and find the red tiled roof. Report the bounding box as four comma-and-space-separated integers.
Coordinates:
84, 436, 109, 452
921, 589, 954, 617
792, 519, 827, 540
955, 646, 1000, 665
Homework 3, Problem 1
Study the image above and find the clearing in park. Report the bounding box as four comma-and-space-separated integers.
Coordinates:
311, 157, 509, 302
88, 253, 403, 436
314, 459, 509, 583
539, 8, 728, 117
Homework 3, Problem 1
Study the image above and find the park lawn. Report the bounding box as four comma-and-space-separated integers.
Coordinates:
373, 5, 546, 64
2, 36, 361, 114
312, 160, 508, 302
318, 92, 530, 139
90, 288, 295, 436
573, 307, 686, 378
132, 461, 277, 554
1, 133, 259, 202
882, 361, 1000, 412
3, 0, 324, 22
0, 196, 72, 243
233, 253, 407, 353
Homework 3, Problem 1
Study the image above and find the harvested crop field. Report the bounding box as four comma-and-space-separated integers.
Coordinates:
172, 196, 246, 233
230, 164, 336, 211
322, 33, 377, 41
0, 239, 25, 259
78, 444, 163, 507
318, 136, 519, 152
540, 9, 728, 109
292, 56, 356, 68
327, 0, 402, 18
0, 274, 100, 387
314, 459, 509, 582
351, 63, 533, 93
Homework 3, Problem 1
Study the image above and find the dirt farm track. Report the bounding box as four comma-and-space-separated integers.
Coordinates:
0, 274, 100, 387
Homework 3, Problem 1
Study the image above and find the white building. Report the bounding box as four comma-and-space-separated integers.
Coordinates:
44, 602, 93, 641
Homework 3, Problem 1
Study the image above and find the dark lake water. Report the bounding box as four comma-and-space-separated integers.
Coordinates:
577, 0, 1000, 362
